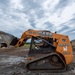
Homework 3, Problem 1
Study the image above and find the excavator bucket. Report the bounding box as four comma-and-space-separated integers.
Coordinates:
0, 31, 19, 47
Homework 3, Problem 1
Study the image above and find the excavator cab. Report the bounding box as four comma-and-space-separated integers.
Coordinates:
28, 37, 55, 56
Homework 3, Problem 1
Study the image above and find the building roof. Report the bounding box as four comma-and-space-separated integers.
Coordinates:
71, 40, 75, 42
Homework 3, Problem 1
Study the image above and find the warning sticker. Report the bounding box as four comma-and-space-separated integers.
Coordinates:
63, 46, 67, 51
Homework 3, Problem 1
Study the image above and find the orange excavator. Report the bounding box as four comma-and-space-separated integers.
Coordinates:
15, 29, 73, 72
0, 29, 73, 72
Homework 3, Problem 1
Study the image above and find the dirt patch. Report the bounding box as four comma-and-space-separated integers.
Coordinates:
0, 47, 75, 75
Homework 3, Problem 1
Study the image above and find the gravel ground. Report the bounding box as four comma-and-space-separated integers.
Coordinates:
0, 47, 75, 75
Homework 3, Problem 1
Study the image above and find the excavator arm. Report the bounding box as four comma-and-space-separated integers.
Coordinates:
15, 29, 53, 47
15, 32, 30, 47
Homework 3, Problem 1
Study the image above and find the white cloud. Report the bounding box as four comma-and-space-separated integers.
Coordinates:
0, 8, 33, 37
60, 2, 75, 22
0, 0, 75, 40
10, 0, 23, 10
42, 0, 53, 10
35, 0, 75, 31
42, 0, 59, 10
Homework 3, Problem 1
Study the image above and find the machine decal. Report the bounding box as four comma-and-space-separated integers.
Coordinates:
63, 52, 70, 55
38, 31, 52, 36
59, 44, 70, 46
63, 46, 67, 51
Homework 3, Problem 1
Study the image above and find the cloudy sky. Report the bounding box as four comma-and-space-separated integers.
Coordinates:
0, 0, 75, 40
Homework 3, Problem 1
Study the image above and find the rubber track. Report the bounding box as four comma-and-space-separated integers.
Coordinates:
26, 53, 67, 73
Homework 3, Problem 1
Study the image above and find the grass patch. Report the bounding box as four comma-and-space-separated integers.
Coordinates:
24, 43, 30, 48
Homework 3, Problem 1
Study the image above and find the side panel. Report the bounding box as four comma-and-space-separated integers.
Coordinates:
56, 36, 73, 64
